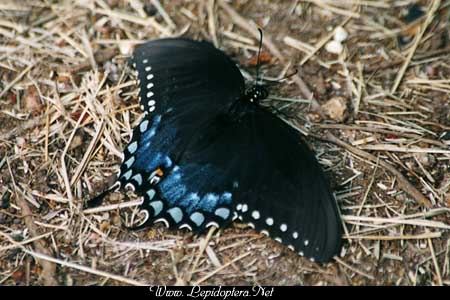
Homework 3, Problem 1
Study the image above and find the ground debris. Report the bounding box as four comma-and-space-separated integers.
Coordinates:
0, 0, 449, 286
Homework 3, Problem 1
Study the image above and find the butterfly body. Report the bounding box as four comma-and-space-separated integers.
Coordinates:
98, 37, 342, 262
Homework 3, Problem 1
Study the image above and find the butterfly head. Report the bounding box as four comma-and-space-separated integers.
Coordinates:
245, 85, 269, 103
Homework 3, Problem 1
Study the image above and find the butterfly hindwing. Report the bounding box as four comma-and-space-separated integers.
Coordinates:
116, 109, 237, 232
165, 104, 342, 262
117, 90, 341, 262
241, 107, 341, 262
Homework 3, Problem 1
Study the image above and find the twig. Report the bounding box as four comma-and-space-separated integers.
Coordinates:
355, 155, 379, 224
207, 0, 219, 48
0, 62, 36, 99
186, 226, 216, 284
6, 159, 58, 286
314, 123, 447, 148
360, 144, 450, 154
23, 248, 147, 285
345, 232, 442, 240
0, 114, 46, 141
334, 257, 375, 280
428, 237, 443, 286
69, 48, 119, 73
342, 215, 450, 230
303, 0, 360, 18
150, 0, 176, 29
93, 8, 171, 36
391, 0, 441, 93
192, 251, 251, 285
0, 232, 55, 252
70, 119, 105, 186
83, 199, 142, 214
324, 132, 432, 207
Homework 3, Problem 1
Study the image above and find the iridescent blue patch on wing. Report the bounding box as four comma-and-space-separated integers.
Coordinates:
158, 163, 233, 214
164, 156, 173, 168
159, 168, 187, 204
140, 115, 161, 145
179, 193, 201, 211
196, 191, 232, 213
134, 114, 176, 172
220, 192, 232, 202
197, 193, 219, 212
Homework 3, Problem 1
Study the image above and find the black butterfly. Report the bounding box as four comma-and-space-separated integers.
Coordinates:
89, 36, 342, 263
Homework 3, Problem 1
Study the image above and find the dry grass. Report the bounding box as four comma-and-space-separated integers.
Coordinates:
0, 0, 450, 286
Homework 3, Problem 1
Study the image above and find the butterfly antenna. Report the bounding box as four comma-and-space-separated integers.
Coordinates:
255, 28, 264, 86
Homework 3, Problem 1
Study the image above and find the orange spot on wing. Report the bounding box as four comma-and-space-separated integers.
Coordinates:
156, 168, 164, 177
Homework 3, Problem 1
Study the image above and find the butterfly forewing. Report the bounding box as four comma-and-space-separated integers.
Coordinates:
131, 38, 245, 114
118, 38, 246, 227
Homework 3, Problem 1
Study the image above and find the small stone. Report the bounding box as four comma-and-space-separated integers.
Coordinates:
325, 40, 343, 54
445, 193, 450, 208
416, 152, 435, 167
143, 3, 157, 16
331, 81, 342, 90
69, 134, 83, 150
104, 61, 120, 83
425, 65, 438, 77
294, 4, 303, 16
100, 220, 110, 231
23, 85, 43, 114
118, 42, 133, 56
440, 131, 450, 144
322, 97, 347, 122
11, 270, 24, 283
16, 137, 26, 147
66, 274, 73, 286
56, 75, 72, 93
333, 26, 348, 42
403, 4, 425, 23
